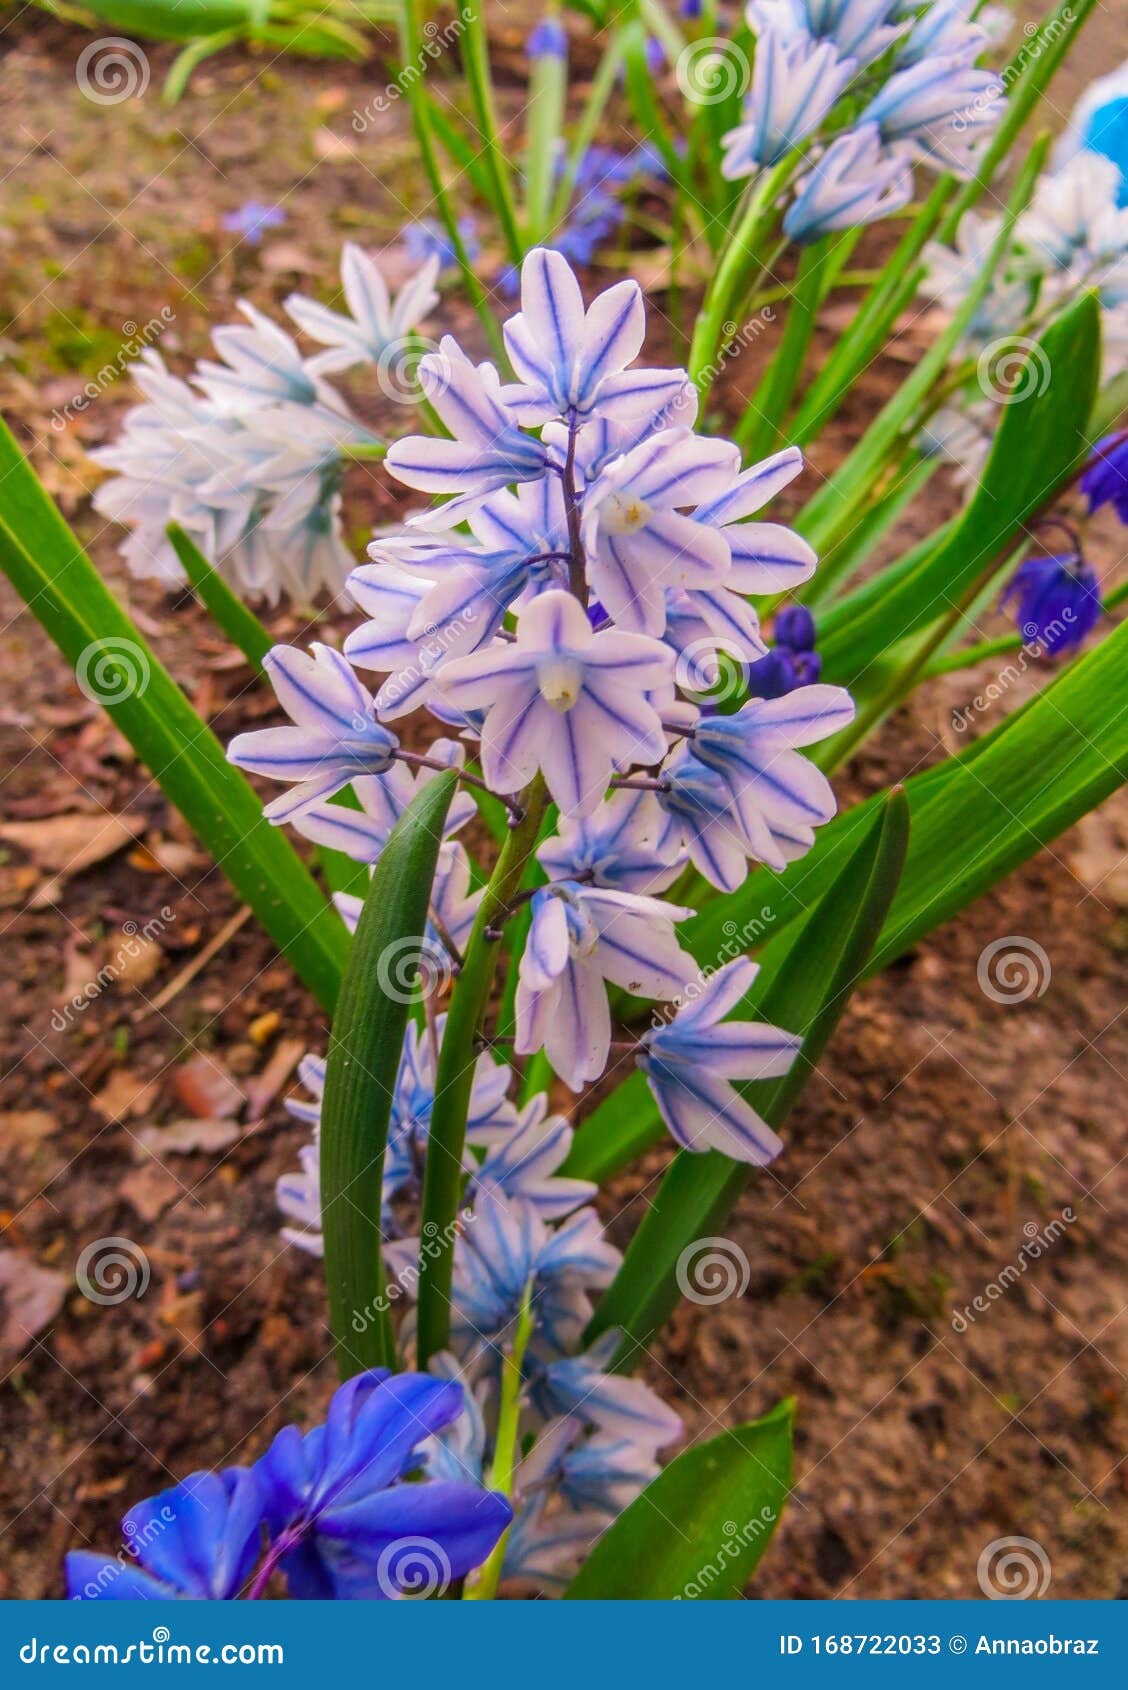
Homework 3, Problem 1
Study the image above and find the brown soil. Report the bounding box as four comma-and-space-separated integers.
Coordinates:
0, 9, 1126, 1602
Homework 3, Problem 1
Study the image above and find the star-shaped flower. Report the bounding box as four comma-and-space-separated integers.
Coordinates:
437, 590, 674, 814
637, 958, 801, 1162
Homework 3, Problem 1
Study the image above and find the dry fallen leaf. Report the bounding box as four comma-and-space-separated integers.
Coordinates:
244, 1037, 304, 1123
120, 1164, 182, 1222
0, 1250, 68, 1360
111, 932, 164, 990
93, 1070, 158, 1124
313, 127, 356, 162
0, 811, 143, 875
170, 1053, 244, 1120
137, 1119, 241, 1156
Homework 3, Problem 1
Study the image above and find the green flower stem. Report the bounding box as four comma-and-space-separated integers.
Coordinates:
397, 0, 506, 364
463, 1283, 534, 1601
339, 441, 387, 460
688, 156, 797, 400
462, 0, 525, 264
922, 577, 1128, 679
415, 777, 551, 1367
524, 6, 567, 244
736, 236, 829, 460
550, 38, 623, 228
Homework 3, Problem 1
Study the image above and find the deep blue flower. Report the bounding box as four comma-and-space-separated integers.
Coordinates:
68, 1372, 511, 1601
221, 201, 286, 245
67, 1469, 264, 1600
402, 216, 480, 273
773, 603, 817, 653
527, 17, 568, 58
1081, 432, 1128, 523
254, 1370, 511, 1599
746, 647, 799, 698
1001, 553, 1102, 656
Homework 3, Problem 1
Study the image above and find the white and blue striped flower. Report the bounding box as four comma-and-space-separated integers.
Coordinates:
637, 957, 801, 1163
748, 0, 906, 70
285, 241, 441, 374
861, 52, 1001, 174
783, 124, 915, 244
722, 29, 857, 178
226, 643, 399, 824
437, 590, 674, 815
515, 879, 697, 1091
501, 247, 692, 427
386, 338, 548, 504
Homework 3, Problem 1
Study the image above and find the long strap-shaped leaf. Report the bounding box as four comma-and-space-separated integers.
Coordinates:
584, 793, 908, 1353
819, 293, 1102, 685
0, 417, 348, 1013
563, 1400, 794, 1600
569, 611, 1128, 1186
321, 770, 457, 1379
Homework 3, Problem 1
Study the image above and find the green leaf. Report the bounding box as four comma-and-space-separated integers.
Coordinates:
321, 770, 458, 1379
819, 293, 1102, 685
0, 416, 348, 1013
579, 793, 908, 1348
693, 604, 1128, 999
563, 1400, 794, 1600
166, 522, 273, 671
